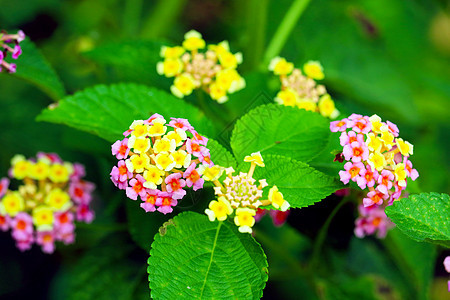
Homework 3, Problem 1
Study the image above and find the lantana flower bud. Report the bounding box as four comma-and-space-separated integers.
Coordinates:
0, 29, 25, 73
157, 30, 245, 103
0, 152, 95, 253
269, 57, 339, 119
111, 114, 213, 214
203, 152, 291, 234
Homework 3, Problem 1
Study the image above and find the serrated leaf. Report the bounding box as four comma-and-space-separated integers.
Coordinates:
207, 138, 237, 169
385, 192, 450, 248
12, 38, 65, 100
148, 212, 268, 300
253, 155, 343, 209
37, 83, 216, 142
230, 104, 330, 163
83, 40, 170, 89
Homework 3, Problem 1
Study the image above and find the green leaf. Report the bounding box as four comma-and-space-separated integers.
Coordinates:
37, 83, 216, 142
230, 104, 330, 163
385, 192, 450, 248
83, 40, 170, 90
148, 212, 268, 299
125, 199, 170, 252
12, 38, 65, 100
253, 155, 343, 209
207, 138, 237, 169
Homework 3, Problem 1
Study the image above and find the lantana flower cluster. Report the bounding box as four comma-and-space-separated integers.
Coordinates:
331, 114, 418, 238
269, 57, 339, 119
157, 30, 245, 103
110, 114, 213, 214
203, 152, 290, 234
0, 29, 25, 73
0, 153, 95, 253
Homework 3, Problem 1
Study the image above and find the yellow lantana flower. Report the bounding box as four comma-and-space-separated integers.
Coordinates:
268, 186, 290, 211
234, 208, 256, 233
205, 196, 233, 221
0, 192, 24, 217
303, 60, 324, 80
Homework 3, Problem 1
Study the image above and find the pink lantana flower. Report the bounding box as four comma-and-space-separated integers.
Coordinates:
339, 130, 364, 147
192, 131, 208, 145
363, 190, 388, 207
376, 170, 394, 194
126, 175, 147, 200
0, 177, 10, 197
404, 158, 419, 181
70, 163, 86, 180
76, 204, 94, 223
343, 141, 369, 163
0, 214, 11, 231
155, 192, 177, 214
165, 173, 186, 200
339, 162, 364, 184
356, 165, 378, 189
110, 160, 132, 190
330, 118, 353, 132
351, 116, 372, 134
168, 118, 194, 131
111, 138, 130, 160
354, 204, 393, 239
140, 189, 159, 212
69, 181, 95, 204
16, 234, 34, 252
54, 211, 75, 234
36, 231, 56, 254
183, 163, 204, 191
186, 139, 202, 156
11, 212, 33, 240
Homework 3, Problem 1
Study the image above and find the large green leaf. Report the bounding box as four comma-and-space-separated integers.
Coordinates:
83, 40, 170, 89
230, 104, 330, 163
147, 212, 268, 299
12, 38, 65, 100
385, 192, 450, 248
37, 83, 216, 142
253, 155, 343, 209
207, 138, 237, 169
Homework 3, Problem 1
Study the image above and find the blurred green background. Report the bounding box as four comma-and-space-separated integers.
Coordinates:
0, 0, 449, 299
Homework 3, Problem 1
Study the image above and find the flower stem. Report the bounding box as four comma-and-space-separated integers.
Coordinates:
140, 0, 188, 39
262, 0, 312, 68
244, 0, 269, 71
309, 197, 349, 270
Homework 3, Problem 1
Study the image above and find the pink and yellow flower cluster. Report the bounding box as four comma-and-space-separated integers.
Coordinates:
157, 30, 245, 103
110, 114, 213, 214
203, 152, 290, 234
0, 29, 25, 73
354, 204, 394, 239
331, 114, 418, 237
0, 153, 95, 253
269, 57, 339, 118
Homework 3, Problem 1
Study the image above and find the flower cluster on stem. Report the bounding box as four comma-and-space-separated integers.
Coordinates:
269, 57, 339, 118
203, 152, 290, 234
157, 30, 245, 103
331, 114, 418, 238
110, 114, 213, 214
0, 29, 25, 73
0, 152, 95, 253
